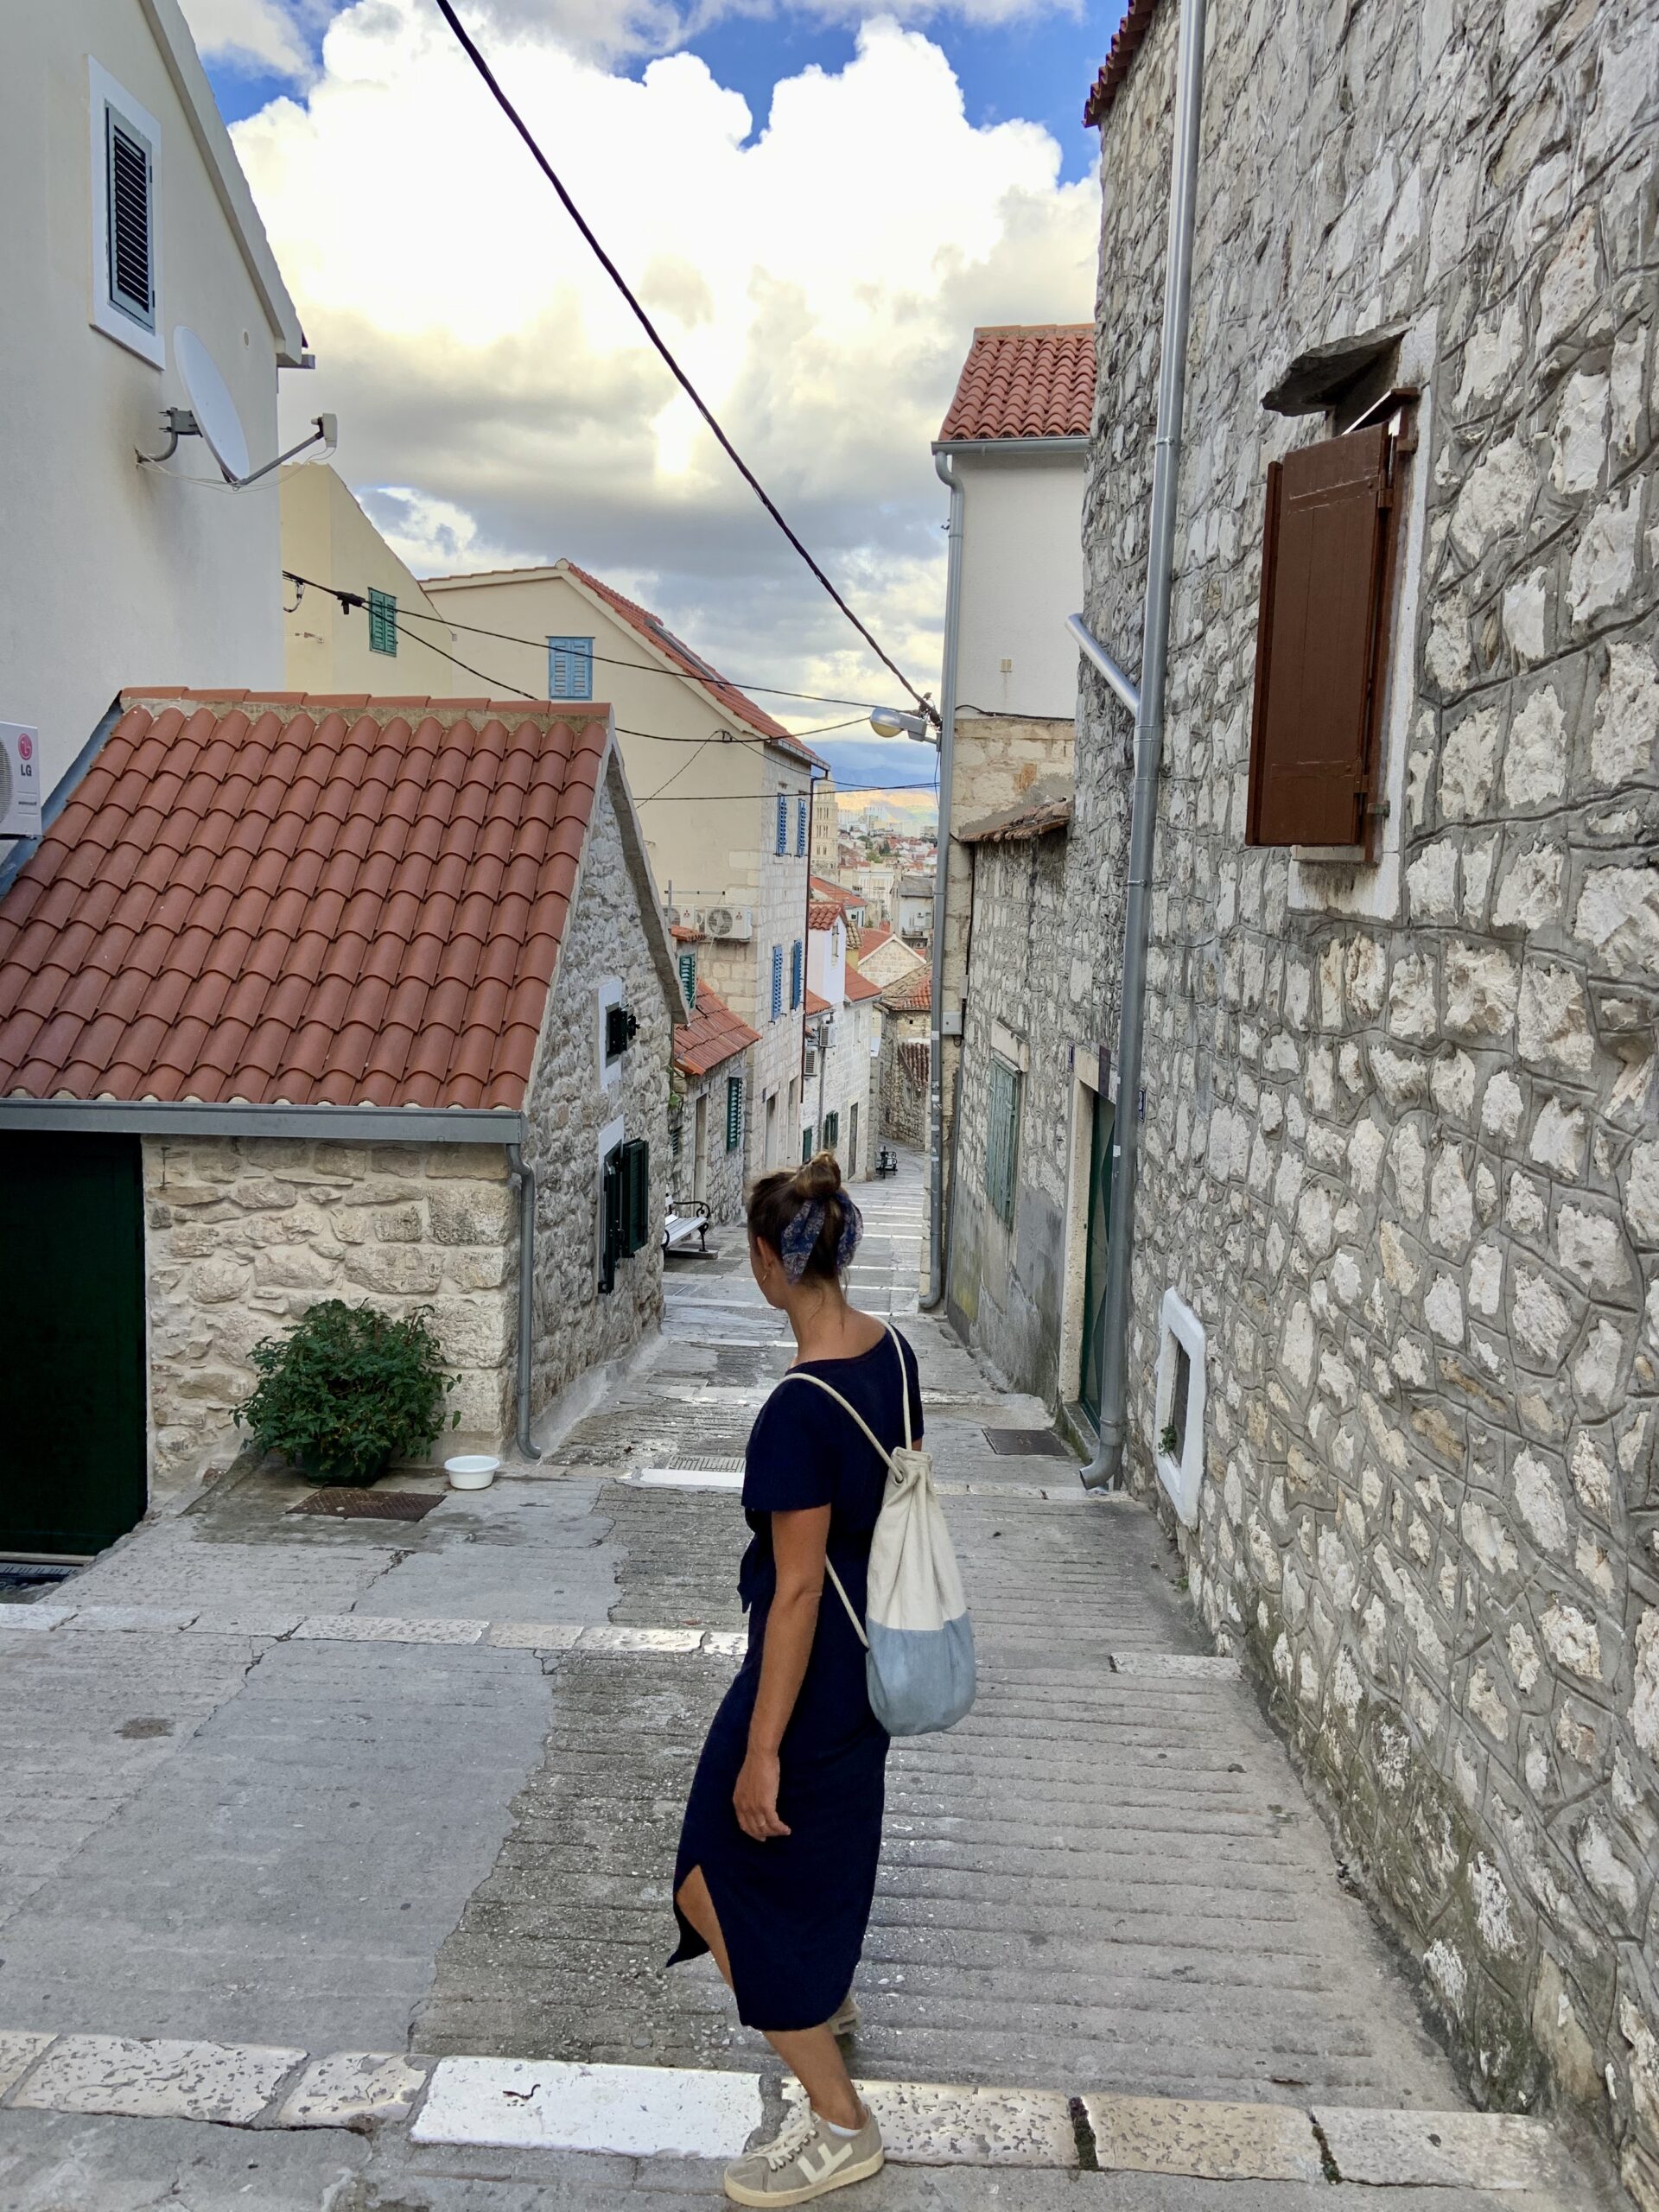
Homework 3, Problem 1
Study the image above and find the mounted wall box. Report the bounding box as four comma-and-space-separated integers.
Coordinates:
941, 1007, 963, 1038
1154, 1287, 1207, 1527
0, 725, 42, 839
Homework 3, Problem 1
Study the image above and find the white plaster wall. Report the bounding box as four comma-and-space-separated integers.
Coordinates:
1, 5, 289, 792
280, 465, 460, 695
954, 457, 1087, 720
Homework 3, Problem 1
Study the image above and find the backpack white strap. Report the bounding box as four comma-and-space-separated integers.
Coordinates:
822, 1557, 869, 1649
785, 1369, 898, 1473
886, 1322, 912, 1450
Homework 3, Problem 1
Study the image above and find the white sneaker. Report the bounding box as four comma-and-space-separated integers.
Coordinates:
722, 2102, 883, 2207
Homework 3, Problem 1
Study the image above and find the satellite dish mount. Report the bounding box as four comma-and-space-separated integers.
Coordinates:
138, 327, 336, 487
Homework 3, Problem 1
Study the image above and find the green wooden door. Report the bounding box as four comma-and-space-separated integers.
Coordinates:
1078, 1093, 1115, 1427
0, 1133, 146, 1558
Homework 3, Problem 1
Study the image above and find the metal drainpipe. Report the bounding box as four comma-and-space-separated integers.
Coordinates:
1082, 0, 1209, 1490
920, 448, 963, 1310
505, 1144, 541, 1463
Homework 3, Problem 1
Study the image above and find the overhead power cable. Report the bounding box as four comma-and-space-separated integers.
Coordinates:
429, 0, 938, 729
638, 782, 941, 804
285, 573, 869, 741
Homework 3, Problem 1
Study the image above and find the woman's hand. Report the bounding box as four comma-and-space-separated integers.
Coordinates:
734, 1747, 791, 1840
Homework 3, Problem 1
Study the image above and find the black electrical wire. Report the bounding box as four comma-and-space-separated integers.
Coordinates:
637, 782, 940, 804
429, 0, 939, 730
288, 575, 874, 744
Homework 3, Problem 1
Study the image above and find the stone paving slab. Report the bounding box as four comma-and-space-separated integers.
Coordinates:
0, 2033, 54, 2097
1083, 2092, 1325, 2181
293, 1611, 487, 1643
1314, 2106, 1570, 2190
10, 2033, 302, 2125
785, 2076, 1078, 2165
411, 2055, 764, 2158
274, 2048, 429, 2131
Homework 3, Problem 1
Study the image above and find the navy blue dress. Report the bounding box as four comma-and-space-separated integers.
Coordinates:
670, 1325, 924, 2033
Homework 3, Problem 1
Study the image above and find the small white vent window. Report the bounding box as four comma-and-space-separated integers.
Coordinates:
89, 62, 163, 367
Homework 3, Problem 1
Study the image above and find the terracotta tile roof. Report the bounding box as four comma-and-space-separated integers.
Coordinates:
807, 901, 844, 932
857, 924, 893, 952
809, 875, 861, 909
1084, 0, 1161, 127
0, 690, 610, 1109
938, 326, 1096, 443
881, 971, 932, 1013
804, 987, 833, 1016
843, 966, 881, 1003
673, 980, 759, 1079
562, 562, 825, 770
670, 921, 702, 943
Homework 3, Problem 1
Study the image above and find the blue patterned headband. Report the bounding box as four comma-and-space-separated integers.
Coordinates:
779, 1192, 863, 1282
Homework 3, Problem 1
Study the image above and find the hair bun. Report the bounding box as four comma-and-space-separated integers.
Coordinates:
793, 1150, 842, 1203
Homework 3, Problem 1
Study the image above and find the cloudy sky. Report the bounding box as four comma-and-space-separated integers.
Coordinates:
183, 0, 1109, 799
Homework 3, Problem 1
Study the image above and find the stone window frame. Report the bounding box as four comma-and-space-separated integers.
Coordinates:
1153, 1287, 1207, 1529
1280, 315, 1438, 926
1058, 1041, 1114, 1414
594, 1111, 625, 1286
597, 976, 626, 1093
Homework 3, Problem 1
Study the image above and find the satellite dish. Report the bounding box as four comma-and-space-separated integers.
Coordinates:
174, 327, 251, 484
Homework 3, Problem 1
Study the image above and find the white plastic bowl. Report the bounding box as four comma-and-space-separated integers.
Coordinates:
445, 1453, 499, 1491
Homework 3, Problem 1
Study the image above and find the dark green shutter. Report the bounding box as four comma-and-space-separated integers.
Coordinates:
677, 950, 696, 1007
803, 1125, 814, 1161
823, 1109, 839, 1149
725, 1075, 744, 1153
986, 1057, 1020, 1226
600, 1143, 623, 1293
622, 1137, 651, 1255
368, 588, 397, 655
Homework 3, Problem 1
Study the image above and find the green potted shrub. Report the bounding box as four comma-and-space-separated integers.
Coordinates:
237, 1300, 460, 1486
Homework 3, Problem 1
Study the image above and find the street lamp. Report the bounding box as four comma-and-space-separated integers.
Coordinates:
868, 707, 936, 744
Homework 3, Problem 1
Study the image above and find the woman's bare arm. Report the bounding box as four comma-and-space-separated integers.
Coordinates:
734, 1504, 830, 1841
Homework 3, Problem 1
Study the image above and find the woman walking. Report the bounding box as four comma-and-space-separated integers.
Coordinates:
670, 1152, 920, 2206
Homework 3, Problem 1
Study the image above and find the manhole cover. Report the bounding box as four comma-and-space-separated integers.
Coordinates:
286, 1489, 444, 1522
982, 1428, 1071, 1458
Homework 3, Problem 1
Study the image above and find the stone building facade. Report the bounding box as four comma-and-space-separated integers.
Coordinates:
947, 0, 1659, 2190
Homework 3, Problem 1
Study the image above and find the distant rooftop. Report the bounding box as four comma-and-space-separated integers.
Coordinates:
938, 326, 1095, 444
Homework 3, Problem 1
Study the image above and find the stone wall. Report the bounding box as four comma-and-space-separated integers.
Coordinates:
879, 1033, 930, 1147
524, 769, 672, 1414
1043, 0, 1659, 2192
670, 1057, 749, 1226
947, 826, 1074, 1394
143, 1136, 515, 1482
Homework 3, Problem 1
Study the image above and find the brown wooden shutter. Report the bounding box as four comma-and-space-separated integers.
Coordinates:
1246, 423, 1396, 850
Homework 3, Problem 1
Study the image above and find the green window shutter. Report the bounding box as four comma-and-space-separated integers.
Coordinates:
367, 588, 397, 655
985, 1058, 1020, 1226
621, 1137, 651, 1255
600, 1144, 623, 1294
803, 1125, 814, 1162
677, 950, 697, 1007
823, 1109, 839, 1149
725, 1075, 744, 1153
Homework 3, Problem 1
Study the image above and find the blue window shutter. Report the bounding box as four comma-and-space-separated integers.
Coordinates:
796, 798, 807, 856
775, 795, 787, 855
549, 636, 594, 701
771, 945, 784, 1020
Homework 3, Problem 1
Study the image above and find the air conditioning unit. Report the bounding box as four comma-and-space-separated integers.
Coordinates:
705, 904, 753, 941
668, 905, 703, 932
0, 723, 42, 839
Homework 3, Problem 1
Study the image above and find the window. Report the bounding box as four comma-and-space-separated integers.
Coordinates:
599, 1135, 651, 1294
368, 588, 397, 656
677, 950, 697, 1008
771, 945, 784, 1021
1246, 419, 1408, 857
795, 798, 807, 857
725, 1074, 745, 1153
597, 978, 628, 1090
550, 636, 594, 701
985, 1056, 1021, 1228
621, 1138, 651, 1255
775, 794, 788, 855
90, 64, 163, 366
789, 939, 803, 1010
1154, 1288, 1208, 1528
605, 1001, 635, 1060
803, 1125, 815, 1161
823, 1109, 840, 1150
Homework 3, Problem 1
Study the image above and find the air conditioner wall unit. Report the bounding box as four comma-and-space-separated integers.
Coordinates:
0, 723, 42, 840
667, 905, 703, 932
705, 904, 753, 941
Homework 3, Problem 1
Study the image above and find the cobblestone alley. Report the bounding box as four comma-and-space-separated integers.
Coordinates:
0, 1154, 1618, 2209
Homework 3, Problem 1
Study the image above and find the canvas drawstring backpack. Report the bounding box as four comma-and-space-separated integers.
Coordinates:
784, 1324, 976, 1736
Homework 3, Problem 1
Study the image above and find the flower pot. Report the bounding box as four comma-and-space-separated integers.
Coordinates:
446, 1453, 499, 1492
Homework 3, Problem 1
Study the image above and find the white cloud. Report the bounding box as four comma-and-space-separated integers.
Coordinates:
231, 3, 1097, 715
182, 0, 321, 79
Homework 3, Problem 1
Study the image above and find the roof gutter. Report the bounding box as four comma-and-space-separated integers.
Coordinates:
920, 448, 963, 1311
1082, 0, 1209, 1491
0, 1101, 524, 1143
931, 435, 1090, 464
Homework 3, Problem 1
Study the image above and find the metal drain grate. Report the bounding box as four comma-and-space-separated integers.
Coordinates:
286, 1489, 445, 1522
982, 1428, 1071, 1458
0, 1563, 76, 1594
